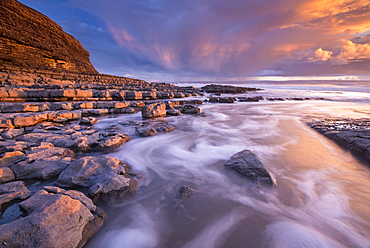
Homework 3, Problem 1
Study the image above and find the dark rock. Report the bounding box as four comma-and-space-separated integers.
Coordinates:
238, 96, 264, 102
308, 118, 370, 165
225, 149, 274, 185
175, 105, 201, 115
201, 84, 261, 94
177, 185, 196, 203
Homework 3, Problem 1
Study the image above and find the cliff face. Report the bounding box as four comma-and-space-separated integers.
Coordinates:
0, 0, 98, 74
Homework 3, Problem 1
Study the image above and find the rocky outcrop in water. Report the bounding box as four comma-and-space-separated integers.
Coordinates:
225, 149, 274, 185
308, 118, 370, 165
0, 0, 97, 73
201, 84, 261, 94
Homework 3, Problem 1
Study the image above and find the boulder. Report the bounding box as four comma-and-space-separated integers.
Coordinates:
10, 146, 75, 180
225, 149, 274, 185
57, 156, 136, 204
175, 105, 201, 115
99, 133, 131, 150
0, 189, 98, 248
141, 102, 166, 118
166, 109, 182, 116
209, 97, 235, 103
0, 167, 15, 184
80, 117, 99, 126
136, 121, 175, 137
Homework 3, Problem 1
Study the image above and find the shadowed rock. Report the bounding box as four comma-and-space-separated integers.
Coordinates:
225, 149, 274, 185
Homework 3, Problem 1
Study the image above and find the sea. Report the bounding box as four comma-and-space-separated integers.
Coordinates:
86, 81, 370, 248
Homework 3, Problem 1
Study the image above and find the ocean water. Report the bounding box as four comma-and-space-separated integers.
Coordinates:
86, 82, 370, 248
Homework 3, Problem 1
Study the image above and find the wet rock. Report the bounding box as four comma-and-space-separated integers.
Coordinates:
177, 185, 196, 203
57, 156, 136, 204
81, 109, 109, 116
0, 167, 15, 184
136, 121, 175, 137
209, 97, 235, 103
0, 189, 96, 248
201, 84, 261, 94
238, 96, 264, 102
0, 151, 26, 167
141, 102, 166, 118
99, 133, 131, 150
308, 118, 370, 165
166, 109, 182, 116
0, 181, 31, 211
225, 149, 274, 185
10, 146, 75, 180
175, 104, 201, 115
80, 117, 99, 126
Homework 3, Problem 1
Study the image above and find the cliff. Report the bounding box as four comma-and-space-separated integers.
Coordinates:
0, 0, 98, 74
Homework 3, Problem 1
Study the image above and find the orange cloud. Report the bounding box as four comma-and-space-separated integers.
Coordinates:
309, 48, 333, 61
338, 40, 370, 60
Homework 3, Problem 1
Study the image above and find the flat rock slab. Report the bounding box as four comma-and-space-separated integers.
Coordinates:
57, 156, 137, 204
0, 187, 102, 248
136, 121, 175, 137
308, 118, 370, 165
225, 149, 274, 185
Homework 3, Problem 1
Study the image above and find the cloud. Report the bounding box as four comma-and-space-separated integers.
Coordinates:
61, 0, 370, 79
309, 48, 333, 61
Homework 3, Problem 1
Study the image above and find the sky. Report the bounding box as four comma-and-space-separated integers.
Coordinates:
19, 0, 370, 82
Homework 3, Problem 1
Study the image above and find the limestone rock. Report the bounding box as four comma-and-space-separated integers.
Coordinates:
0, 181, 31, 211
80, 117, 99, 126
136, 121, 175, 137
57, 156, 136, 204
0, 189, 95, 248
10, 146, 75, 179
0, 0, 97, 73
0, 151, 25, 167
99, 133, 131, 150
0, 167, 15, 184
166, 109, 182, 116
225, 149, 274, 185
175, 105, 201, 115
141, 102, 166, 118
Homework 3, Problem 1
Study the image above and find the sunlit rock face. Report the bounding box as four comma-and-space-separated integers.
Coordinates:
0, 0, 97, 73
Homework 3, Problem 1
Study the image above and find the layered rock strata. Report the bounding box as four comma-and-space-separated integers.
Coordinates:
0, 0, 97, 73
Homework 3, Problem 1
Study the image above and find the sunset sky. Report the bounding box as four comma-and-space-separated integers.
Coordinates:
20, 0, 370, 82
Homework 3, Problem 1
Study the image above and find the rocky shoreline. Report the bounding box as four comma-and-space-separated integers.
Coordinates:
308, 118, 370, 166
